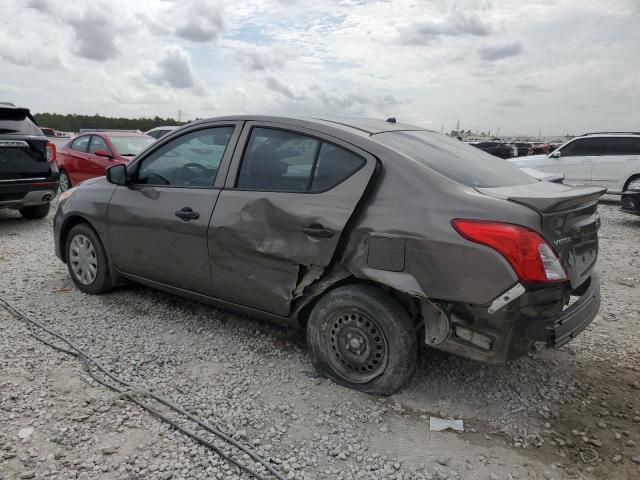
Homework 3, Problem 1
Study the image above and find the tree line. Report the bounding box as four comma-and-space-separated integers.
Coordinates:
33, 113, 186, 133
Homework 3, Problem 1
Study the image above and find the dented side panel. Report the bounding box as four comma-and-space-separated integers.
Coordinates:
208, 123, 377, 317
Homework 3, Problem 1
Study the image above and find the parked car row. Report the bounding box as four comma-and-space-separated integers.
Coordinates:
510, 132, 640, 194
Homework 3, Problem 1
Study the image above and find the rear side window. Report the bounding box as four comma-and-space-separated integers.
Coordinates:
236, 127, 364, 192
561, 138, 606, 156
374, 131, 535, 188
0, 107, 43, 136
605, 137, 640, 155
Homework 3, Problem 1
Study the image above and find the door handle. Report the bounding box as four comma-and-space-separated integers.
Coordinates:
175, 207, 200, 221
301, 224, 334, 238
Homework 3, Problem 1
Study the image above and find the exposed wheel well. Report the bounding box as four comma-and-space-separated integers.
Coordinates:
296, 277, 421, 329
624, 174, 640, 191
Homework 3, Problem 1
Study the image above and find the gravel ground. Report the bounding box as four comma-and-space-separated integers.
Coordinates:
1, 198, 639, 480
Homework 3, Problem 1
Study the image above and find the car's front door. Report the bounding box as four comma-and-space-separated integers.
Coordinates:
85, 135, 113, 180
545, 137, 604, 185
209, 122, 377, 317
591, 137, 640, 192
107, 123, 241, 294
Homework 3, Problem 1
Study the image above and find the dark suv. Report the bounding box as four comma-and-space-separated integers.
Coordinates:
0, 104, 58, 219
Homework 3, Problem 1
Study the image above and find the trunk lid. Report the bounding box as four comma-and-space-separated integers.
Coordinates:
1, 105, 52, 182
478, 182, 605, 288
0, 136, 51, 181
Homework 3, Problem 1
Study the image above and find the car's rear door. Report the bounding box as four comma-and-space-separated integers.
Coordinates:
107, 122, 242, 294
209, 121, 377, 317
591, 137, 640, 193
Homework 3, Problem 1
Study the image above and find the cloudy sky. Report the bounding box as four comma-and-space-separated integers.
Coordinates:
1, 0, 639, 135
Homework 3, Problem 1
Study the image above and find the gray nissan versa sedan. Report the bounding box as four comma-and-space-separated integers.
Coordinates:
54, 116, 604, 395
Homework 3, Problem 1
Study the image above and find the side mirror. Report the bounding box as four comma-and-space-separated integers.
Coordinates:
550, 150, 561, 159
106, 164, 127, 186
94, 149, 112, 158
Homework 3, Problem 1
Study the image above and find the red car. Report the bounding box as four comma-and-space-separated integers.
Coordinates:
57, 131, 154, 191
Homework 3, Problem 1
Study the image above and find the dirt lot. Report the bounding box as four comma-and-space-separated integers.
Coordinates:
1, 198, 639, 480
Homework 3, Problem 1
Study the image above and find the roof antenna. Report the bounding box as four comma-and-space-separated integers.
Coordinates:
386, 117, 396, 123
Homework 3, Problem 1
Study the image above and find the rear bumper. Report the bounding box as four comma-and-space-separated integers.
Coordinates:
621, 190, 640, 215
0, 181, 58, 208
429, 274, 600, 363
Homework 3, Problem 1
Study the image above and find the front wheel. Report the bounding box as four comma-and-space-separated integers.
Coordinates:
306, 284, 417, 395
65, 223, 113, 294
19, 203, 50, 220
59, 170, 71, 192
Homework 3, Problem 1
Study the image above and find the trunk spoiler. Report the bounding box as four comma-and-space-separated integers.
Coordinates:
477, 182, 606, 213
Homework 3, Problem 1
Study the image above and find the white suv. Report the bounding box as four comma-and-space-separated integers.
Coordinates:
510, 133, 640, 193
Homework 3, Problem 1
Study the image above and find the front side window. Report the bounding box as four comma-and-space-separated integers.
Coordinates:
89, 135, 109, 154
136, 127, 234, 187
236, 127, 365, 192
561, 138, 606, 156
71, 136, 90, 152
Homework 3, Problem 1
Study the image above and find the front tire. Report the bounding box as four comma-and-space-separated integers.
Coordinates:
59, 170, 71, 192
306, 284, 417, 395
65, 223, 112, 294
19, 203, 50, 220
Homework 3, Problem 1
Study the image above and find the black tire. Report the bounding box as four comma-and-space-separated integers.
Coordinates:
19, 203, 50, 220
306, 284, 417, 395
65, 223, 113, 294
59, 170, 71, 192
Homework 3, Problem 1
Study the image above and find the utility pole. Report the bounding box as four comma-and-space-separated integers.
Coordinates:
456, 120, 460, 134
178, 110, 182, 122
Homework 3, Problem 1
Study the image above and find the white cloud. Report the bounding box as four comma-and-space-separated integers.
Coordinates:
478, 41, 524, 61
399, 12, 491, 45
175, 0, 225, 43
145, 46, 201, 90
67, 5, 126, 61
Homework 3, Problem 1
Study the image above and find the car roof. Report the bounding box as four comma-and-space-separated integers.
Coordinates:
82, 131, 151, 137
192, 115, 428, 136
579, 132, 640, 138
147, 126, 180, 131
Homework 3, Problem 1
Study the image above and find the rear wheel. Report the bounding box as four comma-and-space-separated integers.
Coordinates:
19, 203, 50, 220
59, 170, 71, 192
306, 284, 417, 395
65, 223, 112, 294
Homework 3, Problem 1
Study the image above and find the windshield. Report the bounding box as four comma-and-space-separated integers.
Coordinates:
375, 130, 537, 188
108, 135, 155, 156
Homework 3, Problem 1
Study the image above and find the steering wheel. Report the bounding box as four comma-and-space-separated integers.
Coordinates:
179, 162, 211, 186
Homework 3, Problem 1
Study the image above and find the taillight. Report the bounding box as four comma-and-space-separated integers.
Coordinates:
452, 220, 568, 284
46, 142, 56, 163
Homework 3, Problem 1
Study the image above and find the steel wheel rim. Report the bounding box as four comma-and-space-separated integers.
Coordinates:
326, 308, 389, 384
69, 234, 98, 285
59, 173, 69, 191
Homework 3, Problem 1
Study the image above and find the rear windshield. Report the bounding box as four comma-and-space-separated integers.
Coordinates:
108, 135, 155, 156
0, 107, 43, 136
374, 130, 537, 188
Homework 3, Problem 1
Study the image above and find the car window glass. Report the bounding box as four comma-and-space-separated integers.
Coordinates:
89, 136, 108, 154
375, 131, 536, 188
71, 136, 90, 152
606, 137, 639, 155
136, 127, 234, 188
311, 143, 365, 191
236, 128, 320, 191
562, 138, 605, 156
